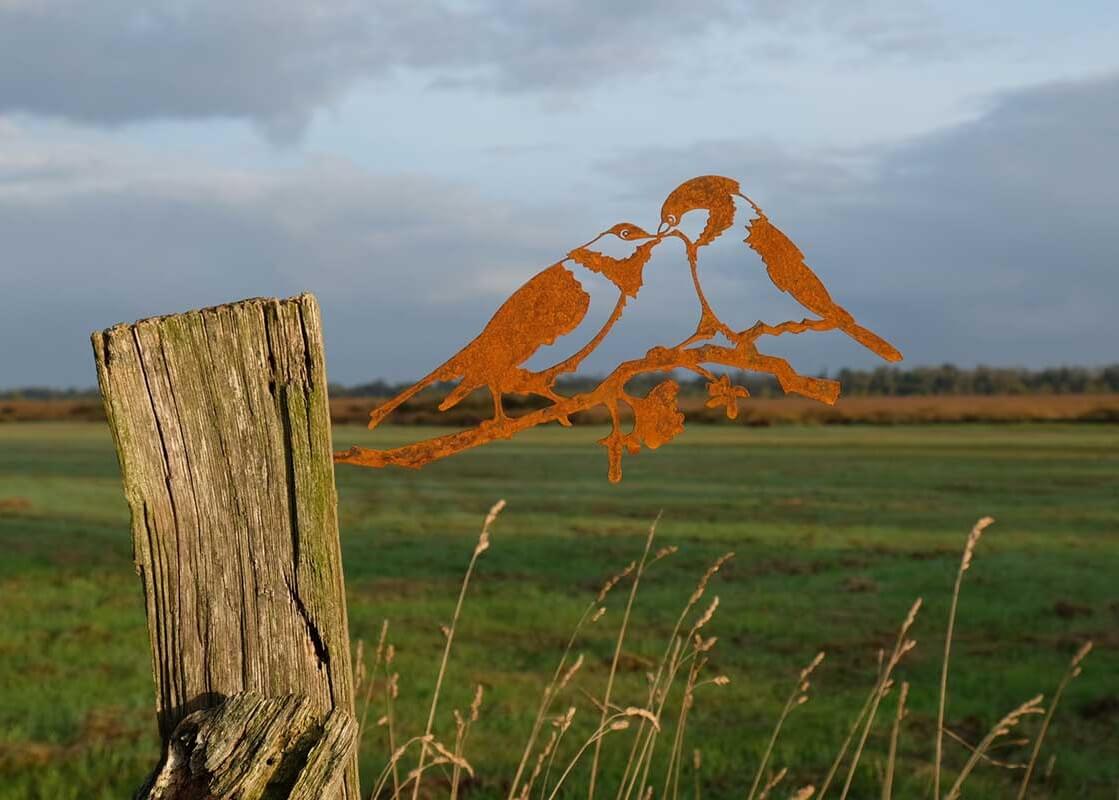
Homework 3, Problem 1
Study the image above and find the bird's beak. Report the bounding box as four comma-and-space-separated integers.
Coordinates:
656, 221, 670, 236
578, 232, 606, 249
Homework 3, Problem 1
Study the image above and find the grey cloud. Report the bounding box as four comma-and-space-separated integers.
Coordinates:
600, 72, 1119, 369
0, 134, 585, 387
0, 0, 949, 137
5, 72, 1114, 391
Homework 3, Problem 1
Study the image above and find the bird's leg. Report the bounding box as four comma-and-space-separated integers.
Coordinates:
485, 388, 509, 430
505, 368, 573, 427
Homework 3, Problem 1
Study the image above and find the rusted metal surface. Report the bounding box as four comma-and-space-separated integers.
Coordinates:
336, 175, 902, 482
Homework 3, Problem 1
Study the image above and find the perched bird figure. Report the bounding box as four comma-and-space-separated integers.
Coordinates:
368, 223, 662, 429
658, 175, 903, 362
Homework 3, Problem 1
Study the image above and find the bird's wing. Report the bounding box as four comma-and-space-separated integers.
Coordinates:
456, 263, 591, 382
743, 210, 841, 320
369, 263, 589, 424
743, 209, 903, 362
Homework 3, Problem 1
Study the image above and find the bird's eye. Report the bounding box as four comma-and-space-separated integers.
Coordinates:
667, 214, 677, 224
620, 229, 630, 238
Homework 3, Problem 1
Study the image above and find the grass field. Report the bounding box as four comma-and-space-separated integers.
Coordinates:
0, 422, 1116, 798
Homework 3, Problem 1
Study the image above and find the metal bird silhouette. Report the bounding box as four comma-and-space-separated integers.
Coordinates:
659, 175, 903, 362
367, 223, 662, 429
338, 174, 905, 482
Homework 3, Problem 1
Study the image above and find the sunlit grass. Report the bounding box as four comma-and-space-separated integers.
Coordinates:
0, 422, 1116, 798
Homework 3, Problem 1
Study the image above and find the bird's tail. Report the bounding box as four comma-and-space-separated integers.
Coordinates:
367, 358, 461, 429
838, 319, 903, 362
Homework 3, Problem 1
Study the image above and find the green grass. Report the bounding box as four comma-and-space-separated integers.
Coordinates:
0, 422, 1116, 799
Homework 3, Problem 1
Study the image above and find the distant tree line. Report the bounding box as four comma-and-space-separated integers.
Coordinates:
5, 364, 1118, 401
0, 386, 101, 400
327, 364, 1119, 399
826, 364, 1119, 397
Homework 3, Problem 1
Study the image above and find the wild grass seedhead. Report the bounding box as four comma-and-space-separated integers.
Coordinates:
961, 515, 995, 572
470, 684, 484, 722
597, 561, 637, 603
1016, 641, 1094, 799
358, 508, 1085, 800
559, 654, 585, 692
936, 517, 996, 800
687, 552, 734, 607
691, 596, 719, 635
757, 767, 788, 800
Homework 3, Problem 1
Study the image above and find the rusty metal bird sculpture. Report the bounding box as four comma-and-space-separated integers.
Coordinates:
367, 223, 663, 429
659, 175, 902, 362
338, 174, 905, 482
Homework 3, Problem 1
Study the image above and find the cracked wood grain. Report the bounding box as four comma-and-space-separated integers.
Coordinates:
136, 692, 357, 800
92, 294, 358, 799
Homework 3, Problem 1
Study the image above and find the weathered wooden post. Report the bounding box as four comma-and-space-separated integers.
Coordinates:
92, 293, 360, 799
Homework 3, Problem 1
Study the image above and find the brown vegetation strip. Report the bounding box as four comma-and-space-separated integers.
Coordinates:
329, 392, 1119, 426
5, 393, 1119, 426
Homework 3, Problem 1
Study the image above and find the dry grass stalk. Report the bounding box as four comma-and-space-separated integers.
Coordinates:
354, 506, 1090, 800
369, 734, 433, 800
549, 714, 636, 800
538, 707, 580, 799
587, 516, 660, 800
509, 554, 638, 800
881, 681, 909, 800
944, 695, 1046, 800
509, 618, 594, 798
618, 552, 734, 800
935, 516, 995, 799
382, 645, 403, 798
943, 728, 1027, 770
815, 635, 895, 799
411, 499, 503, 800
519, 723, 560, 800
757, 767, 789, 800
450, 684, 486, 800
748, 652, 825, 800
615, 636, 685, 800
835, 599, 921, 800
1016, 641, 1093, 799
356, 620, 391, 745
660, 652, 707, 800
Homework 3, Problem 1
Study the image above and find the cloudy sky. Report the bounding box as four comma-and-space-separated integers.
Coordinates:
1, 1, 1116, 389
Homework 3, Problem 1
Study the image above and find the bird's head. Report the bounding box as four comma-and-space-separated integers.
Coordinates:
572, 222, 656, 258
584, 222, 655, 248
568, 222, 661, 297
657, 175, 742, 245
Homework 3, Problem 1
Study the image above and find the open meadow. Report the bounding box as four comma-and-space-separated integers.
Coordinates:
0, 421, 1116, 798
